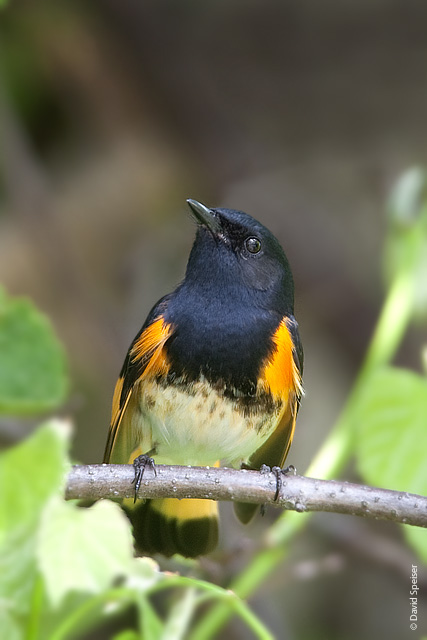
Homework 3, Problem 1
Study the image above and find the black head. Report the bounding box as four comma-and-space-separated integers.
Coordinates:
185, 199, 295, 315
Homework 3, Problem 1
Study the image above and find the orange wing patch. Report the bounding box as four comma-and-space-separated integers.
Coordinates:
103, 317, 173, 464
259, 318, 302, 401
130, 317, 171, 378
260, 319, 302, 399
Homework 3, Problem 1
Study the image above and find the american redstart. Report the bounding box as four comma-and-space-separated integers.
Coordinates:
103, 199, 303, 557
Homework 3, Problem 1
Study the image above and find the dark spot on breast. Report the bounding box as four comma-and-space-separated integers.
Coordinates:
219, 411, 226, 420
145, 394, 156, 410
165, 400, 173, 413
209, 401, 217, 414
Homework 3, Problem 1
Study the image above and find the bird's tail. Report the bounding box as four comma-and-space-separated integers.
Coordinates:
124, 497, 219, 557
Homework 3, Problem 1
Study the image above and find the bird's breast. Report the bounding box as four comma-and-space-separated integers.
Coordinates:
136, 375, 287, 467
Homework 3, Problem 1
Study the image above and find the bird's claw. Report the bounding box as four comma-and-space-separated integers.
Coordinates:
132, 454, 157, 502
271, 464, 297, 501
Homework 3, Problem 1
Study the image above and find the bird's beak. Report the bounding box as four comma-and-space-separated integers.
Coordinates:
187, 199, 221, 233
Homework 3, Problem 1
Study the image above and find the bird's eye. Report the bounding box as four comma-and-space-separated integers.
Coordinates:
245, 237, 261, 254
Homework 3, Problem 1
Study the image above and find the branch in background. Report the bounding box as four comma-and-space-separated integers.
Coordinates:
66, 464, 427, 529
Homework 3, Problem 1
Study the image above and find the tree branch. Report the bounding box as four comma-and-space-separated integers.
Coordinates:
66, 464, 427, 528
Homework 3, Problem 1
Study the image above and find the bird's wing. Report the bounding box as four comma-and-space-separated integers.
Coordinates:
235, 315, 303, 523
103, 296, 174, 464
252, 314, 303, 469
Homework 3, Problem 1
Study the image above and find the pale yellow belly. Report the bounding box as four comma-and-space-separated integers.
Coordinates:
135, 378, 284, 467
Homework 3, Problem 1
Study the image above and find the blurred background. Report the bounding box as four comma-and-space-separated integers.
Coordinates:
1, 1, 427, 638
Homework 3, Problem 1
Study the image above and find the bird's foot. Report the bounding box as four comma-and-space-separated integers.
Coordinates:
132, 454, 157, 502
258, 464, 297, 501
271, 464, 296, 501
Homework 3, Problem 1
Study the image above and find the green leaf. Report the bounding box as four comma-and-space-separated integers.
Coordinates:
0, 610, 22, 640
0, 526, 38, 617
355, 367, 427, 495
0, 288, 68, 415
355, 367, 427, 560
0, 420, 70, 540
0, 421, 70, 637
37, 498, 134, 606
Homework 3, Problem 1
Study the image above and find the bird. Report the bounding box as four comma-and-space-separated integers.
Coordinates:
103, 199, 303, 557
